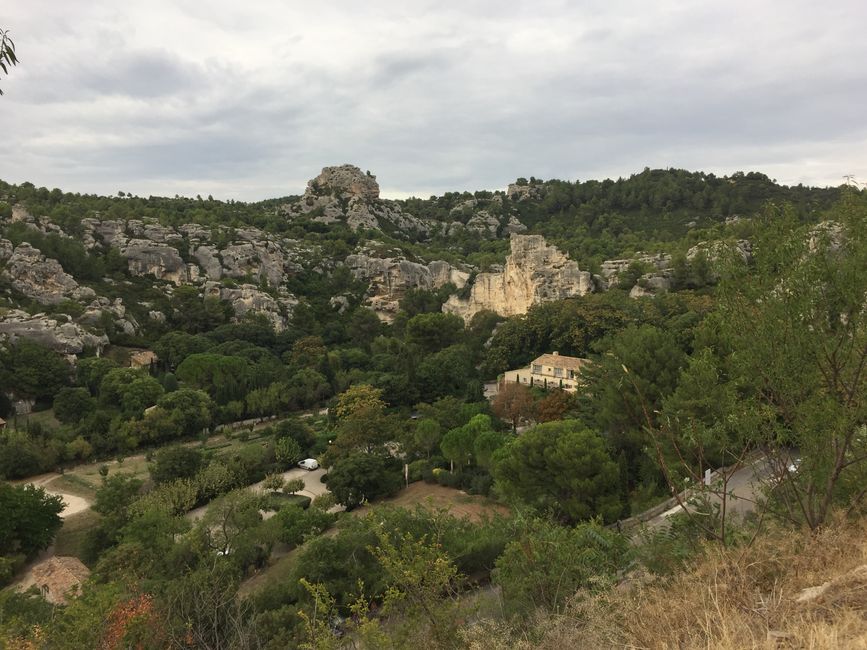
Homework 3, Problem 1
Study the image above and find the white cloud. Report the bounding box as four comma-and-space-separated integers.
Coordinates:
2, 0, 866, 199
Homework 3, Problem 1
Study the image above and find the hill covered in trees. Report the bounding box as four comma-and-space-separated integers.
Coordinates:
0, 166, 864, 649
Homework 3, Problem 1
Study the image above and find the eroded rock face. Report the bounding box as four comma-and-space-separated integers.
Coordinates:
345, 253, 469, 319
0, 309, 109, 354
443, 234, 596, 322
79, 297, 139, 335
203, 282, 298, 332
309, 164, 381, 201
687, 239, 752, 263
600, 253, 672, 288
506, 182, 544, 201
122, 240, 188, 284
218, 241, 288, 287
1, 243, 94, 305
0, 238, 14, 263
285, 165, 433, 237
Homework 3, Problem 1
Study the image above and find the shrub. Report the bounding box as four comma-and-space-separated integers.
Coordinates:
468, 473, 493, 496
407, 459, 428, 483
435, 471, 461, 489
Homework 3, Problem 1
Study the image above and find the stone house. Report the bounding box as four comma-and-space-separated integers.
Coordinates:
501, 352, 590, 392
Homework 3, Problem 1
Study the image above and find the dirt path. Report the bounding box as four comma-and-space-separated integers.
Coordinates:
23, 474, 93, 519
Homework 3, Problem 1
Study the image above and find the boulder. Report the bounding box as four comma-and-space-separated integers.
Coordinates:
122, 240, 188, 284
218, 241, 287, 287
193, 245, 223, 280
79, 297, 139, 334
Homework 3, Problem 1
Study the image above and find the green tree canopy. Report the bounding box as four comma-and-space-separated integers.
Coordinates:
53, 387, 96, 424
149, 445, 205, 484
493, 420, 623, 523
0, 340, 71, 401
0, 483, 64, 560
326, 452, 403, 509
157, 388, 213, 436
175, 353, 252, 404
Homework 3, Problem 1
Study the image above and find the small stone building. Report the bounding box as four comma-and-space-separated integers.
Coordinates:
16, 556, 91, 604
129, 349, 158, 369
501, 352, 590, 392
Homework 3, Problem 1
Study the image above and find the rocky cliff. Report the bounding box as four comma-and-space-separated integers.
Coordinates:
0, 309, 109, 354
345, 250, 469, 320
1, 208, 309, 336
1, 242, 95, 305
443, 234, 596, 321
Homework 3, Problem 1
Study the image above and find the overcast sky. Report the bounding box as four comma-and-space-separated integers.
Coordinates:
2, 1, 866, 201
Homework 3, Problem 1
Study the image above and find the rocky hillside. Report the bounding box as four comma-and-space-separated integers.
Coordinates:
0, 165, 843, 353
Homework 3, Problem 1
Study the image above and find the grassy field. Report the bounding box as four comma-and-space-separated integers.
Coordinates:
239, 551, 299, 598
53, 510, 101, 562
353, 482, 510, 523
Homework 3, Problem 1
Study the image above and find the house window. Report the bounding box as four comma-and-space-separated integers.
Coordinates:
554, 367, 563, 378
568, 370, 575, 379
532, 364, 542, 374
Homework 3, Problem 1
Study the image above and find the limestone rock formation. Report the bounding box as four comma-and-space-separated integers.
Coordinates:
0, 309, 109, 354
506, 182, 544, 201
193, 245, 223, 280
345, 252, 470, 319
600, 252, 672, 289
0, 238, 13, 263
443, 234, 596, 322
121, 240, 188, 284
79, 297, 139, 335
443, 198, 527, 239
308, 164, 381, 201
1, 243, 94, 305
687, 239, 753, 263
284, 165, 433, 237
218, 240, 290, 287
203, 282, 298, 332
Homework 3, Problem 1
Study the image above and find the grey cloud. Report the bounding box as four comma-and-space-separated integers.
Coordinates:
79, 50, 204, 98
2, 0, 867, 199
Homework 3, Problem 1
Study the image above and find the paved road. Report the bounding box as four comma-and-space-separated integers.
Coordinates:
642, 455, 778, 531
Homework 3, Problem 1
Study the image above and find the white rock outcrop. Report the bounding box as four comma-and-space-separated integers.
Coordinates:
0, 309, 109, 354
344, 253, 469, 319
1, 243, 95, 305
122, 240, 188, 284
284, 165, 433, 237
203, 282, 298, 332
443, 234, 596, 322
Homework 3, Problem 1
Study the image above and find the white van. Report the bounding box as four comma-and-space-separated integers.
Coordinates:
298, 458, 319, 471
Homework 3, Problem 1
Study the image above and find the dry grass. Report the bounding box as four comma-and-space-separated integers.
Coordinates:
352, 482, 510, 524
462, 512, 867, 650
52, 510, 101, 562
